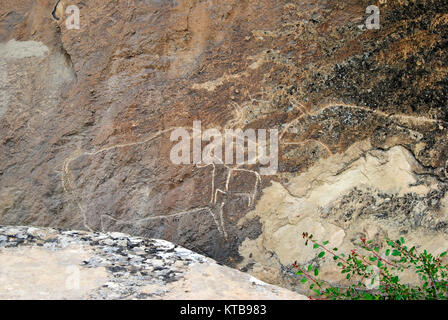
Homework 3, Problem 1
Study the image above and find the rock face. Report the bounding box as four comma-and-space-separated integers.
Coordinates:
1, 0, 448, 292
0, 225, 306, 299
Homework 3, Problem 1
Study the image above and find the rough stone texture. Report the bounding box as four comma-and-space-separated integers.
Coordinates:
0, 225, 307, 300
1, 0, 448, 292
238, 142, 448, 289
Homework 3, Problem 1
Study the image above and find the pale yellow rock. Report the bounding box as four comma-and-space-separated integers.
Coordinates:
146, 261, 307, 300
0, 245, 108, 300
237, 141, 448, 288
0, 230, 307, 300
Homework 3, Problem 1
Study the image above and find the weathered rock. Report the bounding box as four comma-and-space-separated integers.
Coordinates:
238, 141, 448, 289
1, 0, 448, 291
0, 226, 306, 300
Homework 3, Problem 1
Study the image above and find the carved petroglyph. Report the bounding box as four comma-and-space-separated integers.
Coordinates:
61, 126, 262, 239
191, 51, 270, 93
62, 129, 176, 232
98, 206, 221, 234
60, 28, 447, 238
280, 102, 448, 158
281, 102, 447, 140
61, 93, 448, 239
61, 96, 447, 238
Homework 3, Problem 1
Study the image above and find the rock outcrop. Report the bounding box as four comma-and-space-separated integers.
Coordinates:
1, 0, 448, 292
0, 225, 306, 299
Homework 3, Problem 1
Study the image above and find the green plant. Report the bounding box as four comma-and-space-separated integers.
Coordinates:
292, 232, 448, 300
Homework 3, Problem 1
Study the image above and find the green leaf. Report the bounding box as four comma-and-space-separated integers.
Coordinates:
369, 256, 378, 262
313, 244, 320, 249
296, 270, 303, 275
440, 252, 447, 257
392, 250, 401, 256
301, 278, 307, 284
363, 293, 375, 300
323, 240, 329, 245
374, 247, 380, 253
318, 251, 325, 258
400, 237, 405, 245
314, 268, 319, 276
307, 264, 313, 272
385, 249, 391, 256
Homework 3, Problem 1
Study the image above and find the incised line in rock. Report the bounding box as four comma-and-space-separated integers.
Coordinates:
279, 102, 448, 156
62, 127, 262, 239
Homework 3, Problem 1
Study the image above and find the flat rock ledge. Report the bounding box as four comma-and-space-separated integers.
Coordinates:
0, 226, 307, 300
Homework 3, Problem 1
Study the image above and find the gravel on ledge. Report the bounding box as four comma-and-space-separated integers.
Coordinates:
0, 225, 307, 300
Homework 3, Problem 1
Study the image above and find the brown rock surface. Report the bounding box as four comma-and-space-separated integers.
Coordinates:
1, 0, 448, 291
